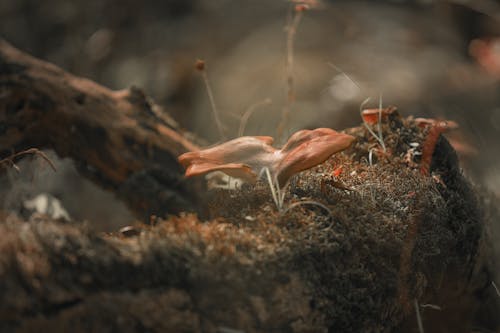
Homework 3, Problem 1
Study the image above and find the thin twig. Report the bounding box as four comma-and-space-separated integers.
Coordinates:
420, 304, 442, 311
201, 70, 226, 140
414, 299, 425, 333
326, 62, 363, 92
277, 4, 304, 140
238, 98, 272, 136
281, 200, 332, 217
493, 281, 500, 297
360, 97, 386, 152
0, 148, 57, 173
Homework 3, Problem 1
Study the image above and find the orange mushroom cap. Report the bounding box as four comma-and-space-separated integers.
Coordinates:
276, 128, 355, 187
178, 128, 355, 188
361, 107, 397, 125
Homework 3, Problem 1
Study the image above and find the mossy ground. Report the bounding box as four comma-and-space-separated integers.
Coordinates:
0, 113, 493, 332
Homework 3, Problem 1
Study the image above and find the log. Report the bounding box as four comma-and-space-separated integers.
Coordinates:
0, 103, 498, 332
0, 39, 202, 219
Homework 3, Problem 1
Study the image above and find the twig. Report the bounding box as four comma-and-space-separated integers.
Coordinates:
195, 59, 226, 140
447, 0, 500, 22
281, 200, 332, 217
414, 299, 425, 333
277, 4, 305, 140
238, 98, 272, 136
420, 304, 442, 311
493, 281, 500, 297
326, 62, 363, 92
0, 148, 57, 173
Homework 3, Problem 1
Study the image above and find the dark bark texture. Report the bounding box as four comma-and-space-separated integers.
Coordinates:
0, 39, 202, 219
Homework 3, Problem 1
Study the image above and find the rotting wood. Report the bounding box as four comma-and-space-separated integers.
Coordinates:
0, 39, 202, 219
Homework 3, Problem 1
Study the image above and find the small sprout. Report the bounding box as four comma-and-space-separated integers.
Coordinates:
492, 281, 500, 297
0, 148, 57, 173
194, 59, 226, 140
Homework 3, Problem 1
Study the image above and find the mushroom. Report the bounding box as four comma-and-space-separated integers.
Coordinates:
178, 128, 355, 188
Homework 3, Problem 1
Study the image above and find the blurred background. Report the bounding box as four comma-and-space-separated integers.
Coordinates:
1, 0, 500, 230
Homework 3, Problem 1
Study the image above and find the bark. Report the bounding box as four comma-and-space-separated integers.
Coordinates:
0, 39, 201, 219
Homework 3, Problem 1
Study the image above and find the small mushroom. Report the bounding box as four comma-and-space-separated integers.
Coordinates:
361, 106, 398, 125
178, 128, 355, 188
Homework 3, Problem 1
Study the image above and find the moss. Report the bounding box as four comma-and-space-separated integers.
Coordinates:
0, 114, 494, 332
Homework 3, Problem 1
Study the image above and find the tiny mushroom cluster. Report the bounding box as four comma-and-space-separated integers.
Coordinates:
178, 128, 355, 188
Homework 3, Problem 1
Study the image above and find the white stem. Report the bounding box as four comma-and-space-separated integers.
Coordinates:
360, 97, 386, 152
202, 71, 225, 140
414, 299, 425, 333
377, 93, 386, 152
493, 281, 500, 297
263, 167, 280, 210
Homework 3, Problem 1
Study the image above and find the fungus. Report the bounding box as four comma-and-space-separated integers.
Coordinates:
415, 118, 459, 175
178, 128, 355, 188
361, 106, 398, 125
178, 136, 275, 184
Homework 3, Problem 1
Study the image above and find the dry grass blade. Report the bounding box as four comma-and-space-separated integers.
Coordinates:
493, 281, 500, 297
415, 299, 425, 333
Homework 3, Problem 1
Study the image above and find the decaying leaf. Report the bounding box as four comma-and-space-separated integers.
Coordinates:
178, 128, 355, 188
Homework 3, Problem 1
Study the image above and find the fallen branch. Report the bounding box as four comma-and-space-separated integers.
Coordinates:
0, 39, 202, 218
